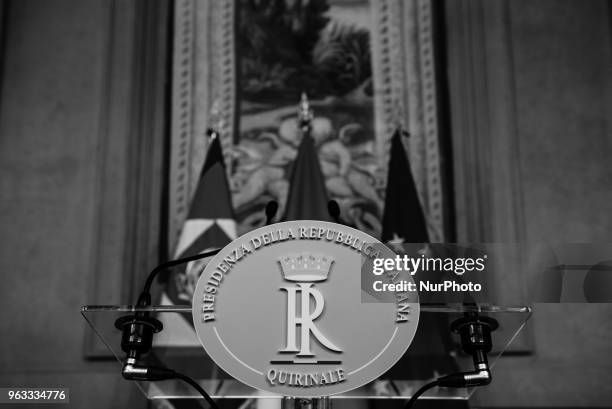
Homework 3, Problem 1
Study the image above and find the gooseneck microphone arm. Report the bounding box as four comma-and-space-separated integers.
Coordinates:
116, 248, 223, 409
136, 248, 222, 306
403, 312, 498, 409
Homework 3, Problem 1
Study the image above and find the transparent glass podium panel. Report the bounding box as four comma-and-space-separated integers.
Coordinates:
82, 304, 531, 401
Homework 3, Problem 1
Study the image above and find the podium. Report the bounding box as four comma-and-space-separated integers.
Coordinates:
81, 303, 531, 402
82, 220, 533, 406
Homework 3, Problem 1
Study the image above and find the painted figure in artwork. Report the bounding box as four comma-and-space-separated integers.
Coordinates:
231, 0, 384, 237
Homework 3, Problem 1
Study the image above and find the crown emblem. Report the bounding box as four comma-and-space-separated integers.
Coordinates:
278, 253, 334, 282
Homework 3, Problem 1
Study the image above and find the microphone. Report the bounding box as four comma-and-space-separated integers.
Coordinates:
116, 247, 225, 409
265, 200, 279, 225
328, 200, 341, 223
404, 312, 498, 409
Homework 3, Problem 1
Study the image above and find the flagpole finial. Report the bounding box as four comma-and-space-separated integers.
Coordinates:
393, 103, 406, 133
298, 92, 314, 133
208, 99, 223, 140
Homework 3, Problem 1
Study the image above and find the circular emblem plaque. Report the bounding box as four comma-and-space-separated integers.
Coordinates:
193, 221, 419, 397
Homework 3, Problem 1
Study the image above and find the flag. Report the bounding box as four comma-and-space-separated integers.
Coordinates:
157, 133, 237, 346
380, 129, 462, 401
282, 132, 332, 221
381, 129, 428, 243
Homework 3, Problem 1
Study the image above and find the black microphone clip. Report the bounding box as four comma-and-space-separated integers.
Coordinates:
439, 312, 499, 387
265, 200, 279, 225
327, 200, 341, 224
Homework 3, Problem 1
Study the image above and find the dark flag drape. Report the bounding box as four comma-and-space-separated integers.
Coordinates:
282, 132, 332, 222
160, 134, 237, 340
171, 135, 236, 262
158, 134, 239, 409
380, 129, 466, 408
381, 129, 428, 243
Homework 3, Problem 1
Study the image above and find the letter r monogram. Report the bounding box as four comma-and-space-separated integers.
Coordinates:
280, 283, 342, 356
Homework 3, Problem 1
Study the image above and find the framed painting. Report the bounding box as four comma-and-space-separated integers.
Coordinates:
168, 0, 448, 251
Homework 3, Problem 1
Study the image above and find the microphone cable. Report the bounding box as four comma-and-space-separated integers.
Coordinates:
403, 379, 441, 409
173, 371, 219, 409
121, 360, 219, 409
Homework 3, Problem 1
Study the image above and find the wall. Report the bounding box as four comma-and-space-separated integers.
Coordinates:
0, 1, 166, 408
446, 0, 612, 406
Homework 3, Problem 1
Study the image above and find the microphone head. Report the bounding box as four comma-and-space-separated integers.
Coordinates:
328, 200, 341, 221
265, 200, 279, 221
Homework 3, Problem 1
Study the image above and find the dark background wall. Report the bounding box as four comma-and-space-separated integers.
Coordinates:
446, 0, 612, 407
488, 0, 612, 405
0, 1, 144, 407
0, 0, 167, 408
0, 0, 611, 408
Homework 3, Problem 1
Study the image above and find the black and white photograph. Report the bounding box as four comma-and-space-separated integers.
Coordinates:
1, 0, 611, 408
